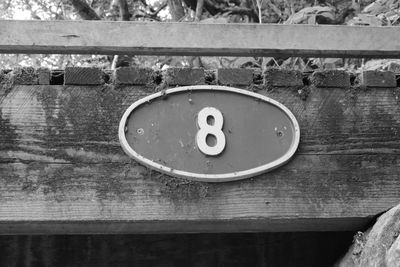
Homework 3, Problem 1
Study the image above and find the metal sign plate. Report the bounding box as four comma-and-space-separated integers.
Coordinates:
119, 85, 300, 182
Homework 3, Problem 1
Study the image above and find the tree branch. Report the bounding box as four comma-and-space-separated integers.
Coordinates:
195, 0, 204, 21
167, 0, 185, 21
118, 0, 131, 21
134, 13, 162, 21
223, 6, 258, 20
151, 2, 167, 16
266, 0, 283, 19
111, 0, 132, 70
70, 0, 101, 20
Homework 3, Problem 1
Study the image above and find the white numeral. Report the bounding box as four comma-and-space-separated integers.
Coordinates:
196, 107, 226, 156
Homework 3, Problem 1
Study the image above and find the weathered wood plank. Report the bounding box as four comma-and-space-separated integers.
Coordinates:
361, 70, 397, 88
0, 85, 400, 233
1, 21, 400, 57
64, 67, 103, 85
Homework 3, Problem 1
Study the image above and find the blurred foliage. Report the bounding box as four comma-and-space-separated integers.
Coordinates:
0, 0, 399, 72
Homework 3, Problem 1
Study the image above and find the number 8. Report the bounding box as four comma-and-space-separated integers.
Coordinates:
196, 107, 226, 156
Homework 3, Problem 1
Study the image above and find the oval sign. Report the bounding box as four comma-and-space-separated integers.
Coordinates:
119, 85, 300, 182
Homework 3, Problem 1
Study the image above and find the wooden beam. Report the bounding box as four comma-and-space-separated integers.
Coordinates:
0, 20, 400, 57
0, 84, 400, 233
0, 233, 354, 266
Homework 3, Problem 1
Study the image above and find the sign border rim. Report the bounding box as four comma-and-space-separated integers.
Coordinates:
119, 85, 300, 182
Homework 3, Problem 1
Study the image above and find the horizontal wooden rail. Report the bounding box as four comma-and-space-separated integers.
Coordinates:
1, 20, 400, 57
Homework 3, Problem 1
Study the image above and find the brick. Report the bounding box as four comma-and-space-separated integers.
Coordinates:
311, 70, 350, 88
114, 67, 153, 85
64, 67, 103, 85
164, 68, 204, 85
263, 69, 302, 87
12, 67, 38, 85
360, 70, 396, 88
216, 68, 253, 85
38, 68, 50, 85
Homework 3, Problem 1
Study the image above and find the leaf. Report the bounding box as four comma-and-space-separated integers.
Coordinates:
230, 57, 259, 68
200, 57, 223, 69
363, 0, 397, 15
347, 14, 384, 26
363, 59, 400, 71
200, 17, 230, 23
284, 6, 334, 24
219, 57, 258, 68
309, 58, 343, 70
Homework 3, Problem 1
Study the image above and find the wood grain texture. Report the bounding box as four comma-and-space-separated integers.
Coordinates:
164, 68, 205, 85
1, 84, 400, 233
216, 69, 253, 85
114, 67, 153, 85
0, 232, 354, 267
64, 67, 103, 85
264, 69, 303, 87
361, 70, 397, 88
38, 68, 50, 85
1, 21, 400, 57
311, 70, 351, 88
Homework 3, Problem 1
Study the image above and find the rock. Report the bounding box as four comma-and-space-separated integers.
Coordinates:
386, 235, 400, 267
336, 203, 400, 267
